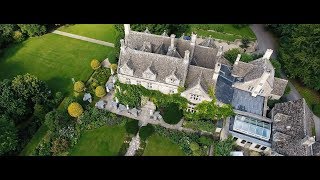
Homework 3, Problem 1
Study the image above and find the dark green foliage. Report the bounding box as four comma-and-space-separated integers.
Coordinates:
224, 48, 262, 64
0, 115, 18, 155
91, 68, 111, 86
131, 24, 190, 37
313, 104, 320, 117
267, 99, 282, 109
267, 24, 320, 90
134, 140, 146, 156
125, 120, 139, 135
54, 92, 64, 106
139, 124, 155, 141
17, 24, 46, 37
284, 85, 291, 95
239, 53, 253, 62
199, 136, 214, 146
161, 103, 183, 125
117, 135, 131, 156
214, 136, 235, 156
44, 110, 71, 132
271, 59, 282, 78
233, 24, 249, 29
33, 133, 52, 156
240, 37, 250, 48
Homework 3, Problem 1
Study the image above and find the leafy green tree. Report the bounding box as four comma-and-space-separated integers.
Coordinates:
44, 110, 71, 132
0, 24, 16, 48
11, 73, 51, 105
224, 48, 241, 63
18, 24, 46, 37
0, 115, 18, 155
214, 136, 235, 156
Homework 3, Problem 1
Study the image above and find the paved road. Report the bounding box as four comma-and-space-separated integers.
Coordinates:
52, 30, 115, 47
250, 24, 301, 102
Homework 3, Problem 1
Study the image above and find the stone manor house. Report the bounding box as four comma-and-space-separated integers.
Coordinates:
116, 24, 320, 155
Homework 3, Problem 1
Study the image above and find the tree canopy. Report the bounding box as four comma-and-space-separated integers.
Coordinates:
0, 115, 18, 155
267, 24, 320, 90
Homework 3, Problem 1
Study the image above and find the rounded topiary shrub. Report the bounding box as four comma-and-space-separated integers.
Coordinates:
67, 102, 83, 118
74, 81, 85, 92
162, 103, 183, 125
91, 59, 101, 70
110, 64, 118, 74
95, 86, 106, 97
125, 120, 139, 136
190, 142, 200, 152
139, 124, 155, 141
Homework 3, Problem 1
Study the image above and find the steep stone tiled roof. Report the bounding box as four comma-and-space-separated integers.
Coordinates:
271, 77, 288, 96
119, 48, 188, 86
231, 61, 255, 77
184, 65, 215, 93
198, 36, 217, 48
191, 45, 218, 69
271, 99, 315, 156
312, 142, 320, 156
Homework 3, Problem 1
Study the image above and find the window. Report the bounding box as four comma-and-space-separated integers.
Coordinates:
190, 94, 200, 101
170, 78, 174, 83
259, 89, 264, 94
137, 81, 141, 85
248, 86, 254, 91
187, 104, 196, 113
261, 146, 267, 150
233, 137, 238, 141
255, 144, 261, 149
241, 140, 246, 144
126, 78, 131, 84
147, 83, 152, 89
169, 89, 175, 94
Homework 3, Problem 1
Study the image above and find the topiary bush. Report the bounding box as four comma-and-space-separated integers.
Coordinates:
91, 59, 101, 70
125, 120, 139, 136
110, 64, 118, 74
139, 124, 155, 141
73, 81, 85, 93
67, 102, 83, 118
161, 103, 183, 125
95, 86, 106, 98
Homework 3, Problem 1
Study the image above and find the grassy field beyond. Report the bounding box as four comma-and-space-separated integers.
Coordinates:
190, 24, 256, 41
0, 33, 115, 94
143, 134, 185, 156
70, 125, 126, 156
58, 24, 118, 43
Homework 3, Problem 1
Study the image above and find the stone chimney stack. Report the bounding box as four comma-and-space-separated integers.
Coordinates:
170, 34, 176, 49
191, 32, 197, 45
217, 46, 223, 57
234, 54, 241, 65
263, 49, 273, 60
302, 136, 316, 146
184, 50, 190, 64
124, 24, 130, 43
212, 62, 221, 81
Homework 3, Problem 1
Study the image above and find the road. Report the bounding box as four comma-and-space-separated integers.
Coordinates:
250, 24, 301, 102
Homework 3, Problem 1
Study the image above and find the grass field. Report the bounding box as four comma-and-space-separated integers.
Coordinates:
19, 125, 48, 156
143, 134, 185, 156
58, 24, 118, 43
70, 125, 126, 156
290, 79, 320, 117
190, 24, 256, 41
0, 33, 115, 95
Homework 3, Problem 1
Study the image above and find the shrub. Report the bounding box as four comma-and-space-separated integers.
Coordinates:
91, 68, 111, 86
214, 25, 224, 32
313, 104, 320, 117
95, 86, 106, 97
74, 81, 85, 93
118, 135, 131, 156
284, 85, 291, 95
67, 102, 83, 118
190, 142, 200, 152
183, 120, 215, 132
223, 48, 241, 64
241, 37, 250, 48
125, 120, 139, 136
135, 140, 146, 156
91, 59, 101, 70
162, 103, 183, 125
199, 136, 214, 146
51, 138, 70, 156
139, 124, 155, 141
54, 92, 64, 105
214, 136, 235, 156
12, 30, 24, 42
240, 53, 254, 63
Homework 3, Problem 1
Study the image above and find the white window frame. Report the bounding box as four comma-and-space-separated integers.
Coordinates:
190, 94, 200, 101
147, 83, 152, 89
126, 78, 131, 84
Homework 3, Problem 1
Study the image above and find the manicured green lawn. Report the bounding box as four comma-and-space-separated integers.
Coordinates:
58, 24, 118, 43
0, 33, 115, 95
161, 103, 183, 125
70, 125, 126, 156
290, 79, 320, 117
143, 134, 185, 156
190, 24, 256, 41
20, 125, 48, 156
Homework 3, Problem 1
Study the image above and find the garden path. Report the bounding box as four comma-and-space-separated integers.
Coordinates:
52, 30, 115, 47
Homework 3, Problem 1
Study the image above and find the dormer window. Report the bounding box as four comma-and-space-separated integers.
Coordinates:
120, 60, 134, 76
142, 63, 157, 81
165, 68, 180, 85
190, 94, 201, 101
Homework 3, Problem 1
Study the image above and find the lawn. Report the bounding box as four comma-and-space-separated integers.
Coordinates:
190, 24, 256, 41
290, 79, 320, 117
58, 24, 118, 43
143, 134, 185, 156
161, 103, 183, 125
0, 33, 115, 95
70, 125, 126, 156
19, 125, 48, 156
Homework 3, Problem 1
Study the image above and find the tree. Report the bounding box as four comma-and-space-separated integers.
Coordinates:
95, 86, 106, 97
67, 102, 83, 118
0, 24, 16, 48
241, 37, 250, 48
223, 48, 241, 64
11, 73, 51, 105
0, 115, 18, 155
17, 24, 46, 37
45, 110, 70, 131
214, 136, 235, 156
90, 59, 101, 70
73, 81, 85, 93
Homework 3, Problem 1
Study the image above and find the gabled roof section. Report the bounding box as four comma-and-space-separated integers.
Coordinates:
191, 45, 218, 69
184, 65, 216, 93
271, 77, 288, 97
199, 36, 217, 48
140, 41, 152, 52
